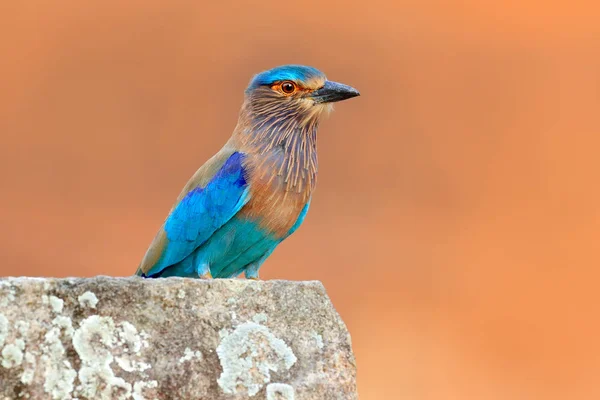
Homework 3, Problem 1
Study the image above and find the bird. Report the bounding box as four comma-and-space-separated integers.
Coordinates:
135, 65, 359, 280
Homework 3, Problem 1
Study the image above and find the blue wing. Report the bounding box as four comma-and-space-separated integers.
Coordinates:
137, 151, 250, 277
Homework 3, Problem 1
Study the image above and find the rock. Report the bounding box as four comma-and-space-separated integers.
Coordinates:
0, 277, 357, 400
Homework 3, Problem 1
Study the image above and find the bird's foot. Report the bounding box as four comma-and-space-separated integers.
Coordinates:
198, 271, 213, 279
197, 263, 213, 279
244, 269, 259, 280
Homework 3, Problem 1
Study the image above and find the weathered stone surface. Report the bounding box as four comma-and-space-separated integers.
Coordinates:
0, 277, 357, 400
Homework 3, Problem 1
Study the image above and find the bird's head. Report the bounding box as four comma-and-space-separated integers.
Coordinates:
243, 65, 359, 129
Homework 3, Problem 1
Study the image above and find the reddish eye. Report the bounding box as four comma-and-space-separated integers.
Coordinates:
281, 81, 296, 94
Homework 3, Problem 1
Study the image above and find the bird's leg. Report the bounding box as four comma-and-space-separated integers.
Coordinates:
244, 248, 277, 280
197, 263, 213, 279
244, 263, 260, 280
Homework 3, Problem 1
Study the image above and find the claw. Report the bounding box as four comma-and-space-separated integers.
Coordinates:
245, 269, 259, 280
198, 271, 213, 279
197, 262, 212, 279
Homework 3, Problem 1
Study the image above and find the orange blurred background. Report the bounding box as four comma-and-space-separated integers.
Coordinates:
1, 1, 599, 398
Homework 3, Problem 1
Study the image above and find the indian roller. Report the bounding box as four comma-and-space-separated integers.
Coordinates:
135, 65, 359, 280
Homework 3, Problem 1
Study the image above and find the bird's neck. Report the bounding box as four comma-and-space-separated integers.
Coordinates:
232, 104, 319, 200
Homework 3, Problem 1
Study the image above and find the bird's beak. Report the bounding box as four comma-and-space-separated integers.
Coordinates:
311, 80, 360, 104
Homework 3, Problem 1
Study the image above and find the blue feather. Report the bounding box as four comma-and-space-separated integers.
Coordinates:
153, 217, 279, 279
149, 201, 311, 279
145, 152, 249, 277
201, 217, 279, 278
247, 65, 326, 90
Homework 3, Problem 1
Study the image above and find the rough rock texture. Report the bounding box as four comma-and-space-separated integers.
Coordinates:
0, 277, 357, 400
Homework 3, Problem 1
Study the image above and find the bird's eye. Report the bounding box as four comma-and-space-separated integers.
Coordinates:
280, 81, 296, 94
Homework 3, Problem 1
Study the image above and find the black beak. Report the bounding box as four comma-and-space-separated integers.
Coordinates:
311, 80, 360, 104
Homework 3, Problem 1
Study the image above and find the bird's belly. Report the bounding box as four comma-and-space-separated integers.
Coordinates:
194, 216, 280, 278
154, 191, 310, 279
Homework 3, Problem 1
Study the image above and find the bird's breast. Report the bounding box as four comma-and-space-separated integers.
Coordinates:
239, 150, 315, 238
